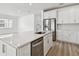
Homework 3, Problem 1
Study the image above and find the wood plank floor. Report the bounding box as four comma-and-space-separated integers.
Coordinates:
47, 40, 79, 56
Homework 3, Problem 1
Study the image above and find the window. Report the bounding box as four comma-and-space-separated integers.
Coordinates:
0, 19, 13, 29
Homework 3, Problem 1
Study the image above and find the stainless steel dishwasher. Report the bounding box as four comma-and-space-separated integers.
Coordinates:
31, 37, 43, 56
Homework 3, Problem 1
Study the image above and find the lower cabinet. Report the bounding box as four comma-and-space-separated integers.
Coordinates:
48, 33, 53, 48
6, 44, 16, 56
0, 40, 31, 56
0, 40, 7, 56
0, 32, 53, 56
57, 30, 79, 44
0, 40, 17, 56
43, 35, 49, 56
43, 32, 53, 56
77, 32, 79, 44
16, 43, 31, 56
57, 30, 63, 41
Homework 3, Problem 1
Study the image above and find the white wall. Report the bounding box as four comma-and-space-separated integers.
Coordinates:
34, 11, 43, 32
18, 14, 34, 32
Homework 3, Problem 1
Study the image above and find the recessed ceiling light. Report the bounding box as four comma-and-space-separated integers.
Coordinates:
29, 3, 32, 6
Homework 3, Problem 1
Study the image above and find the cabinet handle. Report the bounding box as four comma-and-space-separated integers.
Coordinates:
2, 44, 6, 53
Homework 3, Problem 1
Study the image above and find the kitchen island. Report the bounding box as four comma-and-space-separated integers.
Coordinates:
0, 31, 53, 56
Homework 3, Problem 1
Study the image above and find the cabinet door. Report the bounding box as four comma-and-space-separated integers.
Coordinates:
58, 6, 75, 24
44, 10, 57, 19
43, 35, 49, 56
74, 5, 79, 23
0, 40, 7, 56
0, 40, 16, 56
6, 44, 16, 56
49, 10, 57, 18
44, 12, 50, 19
48, 33, 53, 48
67, 31, 73, 42
57, 9, 63, 24
63, 31, 77, 44
62, 6, 75, 24
61, 31, 66, 42
17, 43, 31, 56
62, 31, 73, 43
57, 30, 63, 40
76, 32, 79, 44
70, 31, 79, 44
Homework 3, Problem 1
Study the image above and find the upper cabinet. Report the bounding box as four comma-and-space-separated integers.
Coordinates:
62, 6, 75, 24
44, 9, 57, 19
57, 6, 75, 24
57, 8, 63, 24
57, 5, 79, 24
74, 5, 79, 23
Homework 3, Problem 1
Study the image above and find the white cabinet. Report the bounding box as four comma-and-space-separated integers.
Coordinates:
57, 9, 63, 24
57, 30, 63, 40
43, 34, 49, 56
62, 6, 75, 24
61, 31, 67, 42
71, 32, 76, 43
44, 11, 50, 19
74, 5, 79, 23
62, 31, 72, 42
16, 43, 31, 56
43, 32, 53, 55
57, 31, 71, 42
77, 32, 79, 44
44, 9, 57, 19
0, 40, 31, 56
0, 40, 7, 56
0, 40, 16, 56
6, 44, 16, 56
48, 33, 53, 48
57, 6, 75, 24
57, 30, 79, 44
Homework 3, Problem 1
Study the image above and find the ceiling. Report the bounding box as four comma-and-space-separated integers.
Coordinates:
0, 3, 75, 17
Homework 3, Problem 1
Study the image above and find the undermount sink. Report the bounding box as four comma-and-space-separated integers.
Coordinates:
35, 32, 45, 34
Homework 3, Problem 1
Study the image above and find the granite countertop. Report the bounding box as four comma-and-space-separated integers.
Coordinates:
0, 31, 52, 48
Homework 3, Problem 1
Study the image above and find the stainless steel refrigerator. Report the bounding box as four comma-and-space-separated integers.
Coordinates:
43, 18, 56, 41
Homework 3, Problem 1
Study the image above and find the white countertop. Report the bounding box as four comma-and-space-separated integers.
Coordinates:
0, 31, 52, 48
